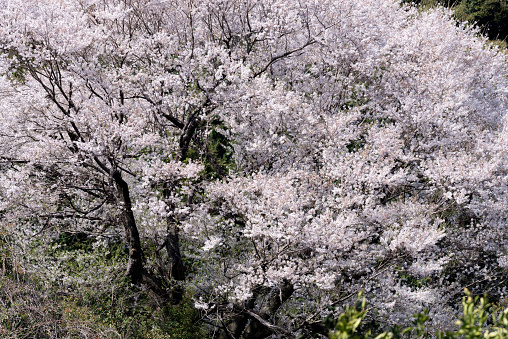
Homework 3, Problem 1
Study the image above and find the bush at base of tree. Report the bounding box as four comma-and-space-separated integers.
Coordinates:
0, 274, 205, 339
0, 229, 204, 339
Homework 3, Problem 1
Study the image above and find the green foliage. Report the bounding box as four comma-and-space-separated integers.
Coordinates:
397, 269, 432, 289
327, 293, 429, 339
454, 0, 508, 41
67, 278, 205, 339
51, 232, 95, 252
438, 289, 508, 339
0, 48, 29, 83
328, 290, 508, 339
203, 119, 235, 179
182, 118, 234, 179
347, 137, 367, 153
327, 293, 371, 339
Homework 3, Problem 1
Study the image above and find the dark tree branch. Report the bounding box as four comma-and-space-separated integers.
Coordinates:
253, 39, 315, 78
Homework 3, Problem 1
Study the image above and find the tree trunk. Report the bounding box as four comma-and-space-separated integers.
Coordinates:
165, 221, 185, 303
179, 117, 200, 162
113, 170, 144, 284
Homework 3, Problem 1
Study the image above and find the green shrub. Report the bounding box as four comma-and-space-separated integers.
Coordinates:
0, 230, 206, 338
328, 290, 508, 339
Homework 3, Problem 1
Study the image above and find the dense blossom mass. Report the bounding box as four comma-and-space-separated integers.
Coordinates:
0, 0, 507, 337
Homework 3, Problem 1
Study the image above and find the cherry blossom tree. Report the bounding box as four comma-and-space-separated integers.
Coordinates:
0, 0, 507, 337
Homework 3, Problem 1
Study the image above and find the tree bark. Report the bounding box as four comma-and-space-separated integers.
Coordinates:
112, 170, 144, 284
179, 117, 200, 161
165, 221, 185, 303
165, 222, 185, 281
113, 169, 172, 304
